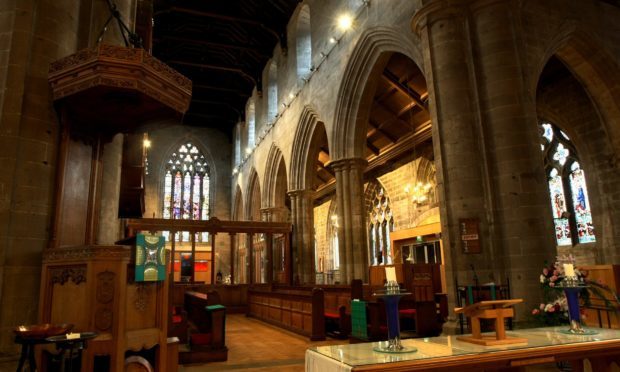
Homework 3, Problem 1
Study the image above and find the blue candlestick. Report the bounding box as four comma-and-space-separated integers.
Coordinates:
560, 282, 597, 335
372, 286, 417, 354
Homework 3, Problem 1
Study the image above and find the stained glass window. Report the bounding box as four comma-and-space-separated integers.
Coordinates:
540, 122, 595, 245
162, 142, 210, 242
368, 187, 394, 265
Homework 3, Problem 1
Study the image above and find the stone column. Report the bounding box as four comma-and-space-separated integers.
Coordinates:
413, 0, 554, 316
288, 189, 315, 284
468, 0, 554, 306
330, 158, 368, 284
229, 233, 236, 284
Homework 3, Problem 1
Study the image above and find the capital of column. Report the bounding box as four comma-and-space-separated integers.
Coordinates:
326, 157, 367, 173
287, 189, 315, 199
411, 0, 508, 35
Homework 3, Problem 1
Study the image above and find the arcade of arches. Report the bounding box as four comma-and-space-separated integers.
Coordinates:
1, 0, 620, 365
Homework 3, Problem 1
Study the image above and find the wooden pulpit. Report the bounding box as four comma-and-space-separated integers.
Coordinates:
455, 299, 527, 346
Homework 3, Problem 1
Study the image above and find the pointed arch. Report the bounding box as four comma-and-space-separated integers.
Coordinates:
263, 144, 288, 209
232, 184, 244, 221
535, 27, 620, 154
245, 168, 262, 221
332, 27, 424, 160
290, 105, 328, 191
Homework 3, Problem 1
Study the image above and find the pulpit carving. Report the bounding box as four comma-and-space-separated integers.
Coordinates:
50, 266, 87, 285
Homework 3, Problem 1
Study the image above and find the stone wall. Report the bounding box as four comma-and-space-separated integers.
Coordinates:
0, 0, 83, 355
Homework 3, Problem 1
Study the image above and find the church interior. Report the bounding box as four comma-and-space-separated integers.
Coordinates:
2, 0, 620, 371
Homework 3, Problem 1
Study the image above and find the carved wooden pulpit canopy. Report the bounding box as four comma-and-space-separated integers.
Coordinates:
39, 45, 191, 371
455, 299, 527, 346
48, 43, 191, 134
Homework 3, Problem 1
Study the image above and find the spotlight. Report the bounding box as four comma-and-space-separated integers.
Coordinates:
337, 14, 353, 31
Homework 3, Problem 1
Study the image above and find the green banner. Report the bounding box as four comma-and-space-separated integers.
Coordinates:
135, 233, 166, 282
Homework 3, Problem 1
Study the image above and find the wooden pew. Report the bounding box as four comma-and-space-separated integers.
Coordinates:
181, 290, 227, 364
247, 285, 325, 341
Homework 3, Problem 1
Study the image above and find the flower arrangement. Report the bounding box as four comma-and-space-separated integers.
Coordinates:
531, 255, 620, 326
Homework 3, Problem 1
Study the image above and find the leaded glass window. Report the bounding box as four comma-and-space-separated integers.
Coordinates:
540, 122, 595, 245
162, 142, 210, 242
369, 188, 394, 265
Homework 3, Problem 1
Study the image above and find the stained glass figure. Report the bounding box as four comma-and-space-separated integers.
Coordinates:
540, 122, 596, 245
368, 187, 394, 265
162, 142, 211, 242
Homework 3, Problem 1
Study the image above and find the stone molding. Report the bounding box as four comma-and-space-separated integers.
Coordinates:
289, 105, 323, 191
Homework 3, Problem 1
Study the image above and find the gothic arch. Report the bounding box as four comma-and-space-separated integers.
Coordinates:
332, 26, 424, 160
245, 168, 262, 221
232, 185, 243, 220
535, 27, 620, 154
289, 105, 328, 191
263, 144, 288, 209
535, 28, 620, 262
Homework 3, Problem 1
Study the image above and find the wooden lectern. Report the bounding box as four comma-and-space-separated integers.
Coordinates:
455, 299, 527, 346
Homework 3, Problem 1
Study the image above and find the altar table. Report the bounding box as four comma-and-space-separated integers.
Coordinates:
305, 327, 620, 371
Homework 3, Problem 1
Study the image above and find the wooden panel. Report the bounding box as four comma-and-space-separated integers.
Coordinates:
580, 265, 620, 329
58, 140, 92, 247
291, 312, 302, 329
51, 281, 89, 331
125, 283, 158, 331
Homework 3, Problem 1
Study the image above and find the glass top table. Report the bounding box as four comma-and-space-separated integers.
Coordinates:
306, 327, 620, 371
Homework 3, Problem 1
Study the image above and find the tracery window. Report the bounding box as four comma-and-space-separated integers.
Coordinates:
162, 142, 210, 242
369, 188, 394, 265
330, 215, 340, 270
540, 122, 595, 245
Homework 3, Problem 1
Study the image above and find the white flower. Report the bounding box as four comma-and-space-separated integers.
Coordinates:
540, 275, 545, 283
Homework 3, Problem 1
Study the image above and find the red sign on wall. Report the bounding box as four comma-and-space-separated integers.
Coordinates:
460, 218, 481, 254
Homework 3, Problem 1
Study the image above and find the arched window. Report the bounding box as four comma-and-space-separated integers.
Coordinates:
267, 61, 278, 121
368, 187, 394, 265
296, 5, 312, 79
162, 142, 210, 242
234, 124, 241, 166
247, 102, 255, 149
330, 214, 340, 270
540, 122, 595, 245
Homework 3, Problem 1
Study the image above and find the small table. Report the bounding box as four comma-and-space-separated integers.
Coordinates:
14, 336, 51, 372
46, 332, 98, 372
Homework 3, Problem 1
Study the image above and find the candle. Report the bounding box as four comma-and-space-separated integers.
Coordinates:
564, 263, 576, 278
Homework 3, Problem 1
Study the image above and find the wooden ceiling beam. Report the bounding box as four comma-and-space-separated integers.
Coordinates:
367, 141, 380, 156
193, 84, 251, 96
382, 69, 428, 112
161, 7, 281, 42
316, 160, 335, 177
154, 36, 271, 57
168, 60, 256, 85
368, 119, 398, 143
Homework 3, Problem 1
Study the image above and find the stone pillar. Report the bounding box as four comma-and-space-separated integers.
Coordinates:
469, 0, 554, 306
330, 158, 368, 284
288, 189, 314, 284
229, 233, 236, 284
413, 0, 554, 316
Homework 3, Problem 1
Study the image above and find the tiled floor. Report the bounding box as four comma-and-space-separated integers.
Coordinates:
179, 314, 345, 371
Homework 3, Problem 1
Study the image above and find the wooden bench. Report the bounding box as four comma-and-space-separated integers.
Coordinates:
180, 290, 228, 364
247, 285, 325, 341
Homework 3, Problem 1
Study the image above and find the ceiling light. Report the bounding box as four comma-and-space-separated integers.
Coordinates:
245, 147, 252, 155
329, 37, 337, 44
337, 14, 353, 31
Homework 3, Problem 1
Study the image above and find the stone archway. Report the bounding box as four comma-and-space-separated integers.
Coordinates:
330, 27, 425, 284
536, 32, 620, 264
262, 144, 289, 222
